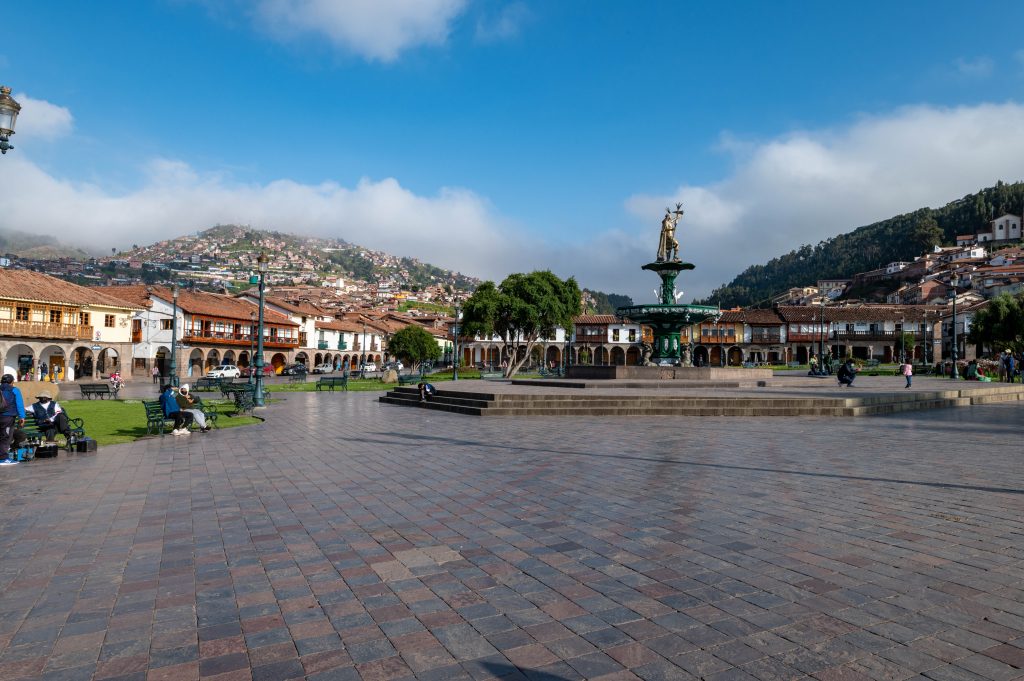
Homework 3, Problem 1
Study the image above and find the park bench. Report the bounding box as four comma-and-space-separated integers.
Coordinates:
193, 377, 222, 392
288, 373, 306, 384
79, 384, 114, 400
480, 371, 504, 380
397, 374, 419, 386
315, 376, 348, 391
21, 412, 87, 452
787, 361, 802, 368
865, 359, 881, 368
220, 383, 256, 415
142, 398, 219, 436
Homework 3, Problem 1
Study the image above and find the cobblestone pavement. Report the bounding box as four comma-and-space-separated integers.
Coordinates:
0, 390, 1022, 681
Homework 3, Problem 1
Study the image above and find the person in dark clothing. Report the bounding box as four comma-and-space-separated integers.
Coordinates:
417, 382, 436, 402
159, 384, 193, 435
0, 374, 26, 464
836, 360, 857, 387
30, 390, 73, 442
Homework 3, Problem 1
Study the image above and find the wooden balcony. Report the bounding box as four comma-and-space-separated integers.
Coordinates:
183, 331, 299, 349
832, 330, 923, 341
0, 319, 93, 340
787, 332, 826, 343
749, 332, 783, 344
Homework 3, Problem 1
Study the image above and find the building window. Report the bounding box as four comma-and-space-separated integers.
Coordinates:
104, 314, 116, 328
612, 329, 620, 342
49, 310, 61, 324
16, 307, 29, 321
628, 329, 637, 342
161, 319, 173, 330
79, 312, 90, 326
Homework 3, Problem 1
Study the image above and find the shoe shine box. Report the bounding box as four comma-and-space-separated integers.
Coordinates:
35, 444, 59, 458
75, 438, 97, 453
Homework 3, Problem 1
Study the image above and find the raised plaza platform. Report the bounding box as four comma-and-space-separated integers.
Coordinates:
566, 364, 774, 381
380, 375, 1024, 417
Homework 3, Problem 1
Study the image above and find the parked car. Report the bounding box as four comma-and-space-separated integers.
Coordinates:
279, 363, 308, 376
241, 365, 274, 377
362, 362, 378, 372
383, 361, 404, 371
311, 363, 333, 374
207, 365, 241, 378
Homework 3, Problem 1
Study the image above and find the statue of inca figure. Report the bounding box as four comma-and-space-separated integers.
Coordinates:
657, 202, 683, 262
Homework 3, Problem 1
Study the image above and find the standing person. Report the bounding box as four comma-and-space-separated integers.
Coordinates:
1005, 351, 1016, 384
159, 384, 192, 436
836, 359, 857, 387
30, 390, 73, 443
901, 360, 913, 389
152, 365, 160, 384
39, 362, 48, 382
175, 385, 211, 432
0, 375, 26, 465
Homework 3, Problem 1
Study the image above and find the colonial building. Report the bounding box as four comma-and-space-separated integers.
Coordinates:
0, 270, 140, 381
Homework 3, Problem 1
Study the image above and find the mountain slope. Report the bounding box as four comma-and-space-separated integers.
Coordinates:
698, 181, 1024, 307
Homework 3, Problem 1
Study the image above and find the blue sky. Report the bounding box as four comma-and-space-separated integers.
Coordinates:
3, 1, 1024, 302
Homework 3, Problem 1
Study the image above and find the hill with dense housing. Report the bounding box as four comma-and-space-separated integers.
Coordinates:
698, 181, 1024, 308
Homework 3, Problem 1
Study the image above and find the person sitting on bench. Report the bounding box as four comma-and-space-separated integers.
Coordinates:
159, 384, 193, 436
176, 385, 211, 432
31, 390, 73, 443
418, 382, 436, 402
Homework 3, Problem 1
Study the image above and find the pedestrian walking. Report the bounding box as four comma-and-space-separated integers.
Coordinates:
901, 361, 913, 389
152, 365, 160, 384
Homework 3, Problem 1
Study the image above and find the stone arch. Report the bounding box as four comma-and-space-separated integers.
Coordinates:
237, 351, 250, 369
626, 346, 640, 365
728, 346, 743, 366
222, 350, 236, 365
187, 348, 203, 377
314, 353, 323, 365
577, 346, 593, 365
485, 347, 500, 368
595, 346, 608, 365
611, 347, 626, 365
693, 345, 709, 366
709, 346, 722, 366
205, 349, 220, 369
545, 346, 561, 367
2, 343, 36, 380
70, 345, 96, 381
97, 347, 120, 376
38, 344, 68, 381
270, 353, 287, 372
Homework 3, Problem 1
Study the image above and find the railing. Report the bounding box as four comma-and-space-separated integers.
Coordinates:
787, 332, 827, 343
832, 330, 923, 341
183, 331, 299, 348
749, 332, 783, 344
317, 341, 329, 350
0, 319, 93, 340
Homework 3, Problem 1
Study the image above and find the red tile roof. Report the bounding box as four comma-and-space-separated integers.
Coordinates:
0, 271, 142, 309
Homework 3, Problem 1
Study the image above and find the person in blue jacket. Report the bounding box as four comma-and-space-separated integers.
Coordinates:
159, 385, 193, 435
0, 374, 26, 465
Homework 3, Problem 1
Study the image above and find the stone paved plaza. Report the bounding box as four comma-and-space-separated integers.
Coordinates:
0, 388, 1023, 681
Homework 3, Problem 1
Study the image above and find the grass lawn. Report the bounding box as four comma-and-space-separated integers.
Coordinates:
62, 399, 262, 446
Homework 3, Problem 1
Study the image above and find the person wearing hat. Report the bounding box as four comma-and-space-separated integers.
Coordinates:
0, 375, 26, 465
175, 385, 210, 432
31, 390, 72, 443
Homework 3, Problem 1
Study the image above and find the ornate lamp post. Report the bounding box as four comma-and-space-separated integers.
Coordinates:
453, 304, 461, 381
169, 284, 180, 387
818, 298, 826, 374
249, 311, 256, 384
0, 87, 21, 154
360, 323, 367, 370
950, 273, 960, 380
254, 253, 269, 406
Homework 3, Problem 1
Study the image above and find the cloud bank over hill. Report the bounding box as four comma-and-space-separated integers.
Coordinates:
3, 98, 1024, 302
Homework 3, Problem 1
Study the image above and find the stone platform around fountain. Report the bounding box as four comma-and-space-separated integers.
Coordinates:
566, 364, 774, 380
380, 374, 1024, 417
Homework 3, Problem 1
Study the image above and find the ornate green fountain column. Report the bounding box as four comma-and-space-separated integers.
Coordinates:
616, 204, 720, 365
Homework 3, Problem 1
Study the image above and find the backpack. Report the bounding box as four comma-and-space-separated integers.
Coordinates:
0, 386, 10, 414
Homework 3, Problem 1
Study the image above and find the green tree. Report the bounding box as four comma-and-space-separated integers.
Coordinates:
462, 270, 582, 377
386, 324, 442, 371
967, 293, 1024, 356
912, 214, 943, 252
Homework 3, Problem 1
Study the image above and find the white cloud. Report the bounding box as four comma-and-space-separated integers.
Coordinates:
475, 2, 530, 43
616, 102, 1024, 303
11, 94, 73, 141
254, 0, 468, 62
3, 101, 1024, 309
952, 56, 994, 79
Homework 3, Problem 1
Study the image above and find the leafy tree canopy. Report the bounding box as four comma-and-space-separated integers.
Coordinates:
387, 324, 442, 370
967, 293, 1024, 356
462, 270, 581, 377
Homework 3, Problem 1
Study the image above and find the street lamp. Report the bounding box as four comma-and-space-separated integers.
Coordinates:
900, 316, 906, 364
360, 323, 367, 370
169, 284, 180, 387
249, 310, 256, 385
818, 299, 826, 374
453, 304, 461, 381
950, 273, 960, 380
0, 87, 22, 154
254, 253, 269, 406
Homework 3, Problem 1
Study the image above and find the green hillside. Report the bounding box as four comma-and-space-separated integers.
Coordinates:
699, 181, 1024, 307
